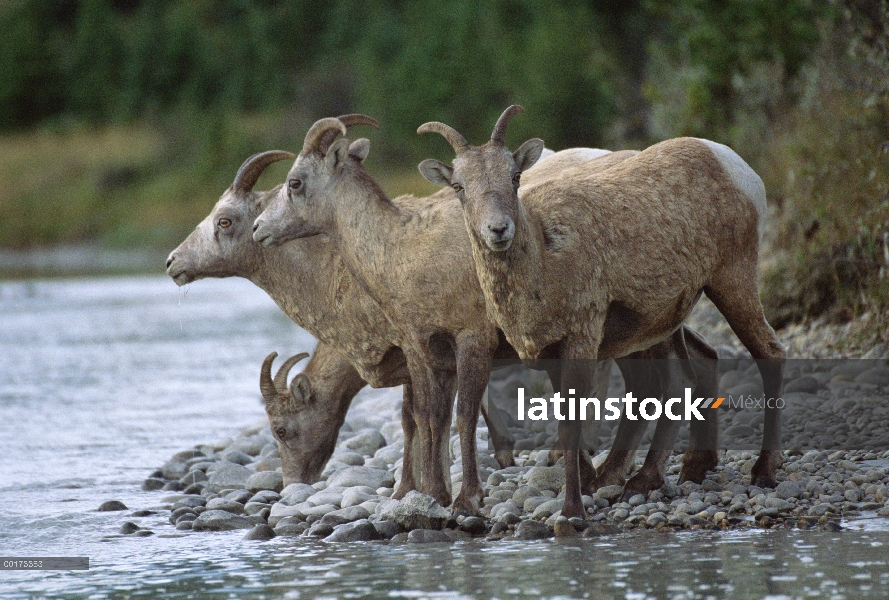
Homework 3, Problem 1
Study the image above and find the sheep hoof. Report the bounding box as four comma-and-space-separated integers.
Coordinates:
679, 450, 718, 484
451, 490, 482, 516
750, 450, 783, 489
621, 470, 665, 500
494, 449, 516, 469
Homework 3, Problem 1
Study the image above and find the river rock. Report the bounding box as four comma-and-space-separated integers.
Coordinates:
246, 471, 283, 493
307, 521, 335, 537
344, 430, 387, 456
374, 519, 402, 539
532, 499, 564, 520
379, 491, 450, 531
119, 522, 141, 534
326, 466, 395, 489
407, 529, 451, 543
855, 368, 889, 387
341, 488, 376, 508
244, 524, 276, 540
205, 498, 245, 515
98, 500, 127, 511
220, 449, 254, 466
191, 510, 253, 531
226, 489, 254, 504
785, 375, 820, 394
301, 503, 339, 518
206, 463, 253, 493
308, 489, 345, 507
375, 443, 403, 465
725, 424, 758, 438
268, 503, 306, 527
775, 481, 803, 499
142, 478, 165, 491
460, 516, 487, 535
230, 436, 267, 456
331, 451, 366, 466
525, 466, 565, 492
321, 506, 371, 526
254, 457, 282, 472
161, 461, 189, 480
514, 519, 552, 540
180, 470, 208, 486
274, 517, 308, 536
594, 485, 624, 503
279, 483, 315, 505
324, 519, 380, 542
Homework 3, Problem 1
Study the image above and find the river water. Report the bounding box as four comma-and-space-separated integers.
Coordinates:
1, 275, 888, 599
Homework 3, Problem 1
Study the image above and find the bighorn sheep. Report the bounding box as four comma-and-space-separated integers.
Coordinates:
418, 105, 786, 519
165, 119, 608, 492
251, 116, 723, 512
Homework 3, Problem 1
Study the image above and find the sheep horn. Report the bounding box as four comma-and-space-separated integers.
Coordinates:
301, 117, 349, 156
232, 151, 295, 193
260, 352, 279, 402
315, 114, 381, 153
417, 122, 469, 155
490, 105, 525, 146
273, 352, 310, 390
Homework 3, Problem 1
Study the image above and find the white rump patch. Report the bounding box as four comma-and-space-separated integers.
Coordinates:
696, 138, 767, 239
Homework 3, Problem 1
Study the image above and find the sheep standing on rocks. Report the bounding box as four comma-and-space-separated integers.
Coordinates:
166, 120, 621, 496
251, 116, 724, 513
417, 105, 786, 519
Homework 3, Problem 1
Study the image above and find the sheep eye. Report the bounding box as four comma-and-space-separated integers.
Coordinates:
451, 183, 463, 193
275, 427, 287, 439
218, 218, 232, 228
512, 172, 521, 184
289, 179, 302, 191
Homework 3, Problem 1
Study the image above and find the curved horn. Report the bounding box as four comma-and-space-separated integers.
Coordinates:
490, 105, 525, 146
337, 114, 380, 130
274, 352, 310, 390
417, 122, 469, 155
301, 118, 348, 156
260, 352, 279, 402
315, 114, 381, 152
232, 151, 295, 193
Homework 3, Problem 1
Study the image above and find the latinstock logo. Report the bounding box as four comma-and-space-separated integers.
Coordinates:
515, 388, 727, 422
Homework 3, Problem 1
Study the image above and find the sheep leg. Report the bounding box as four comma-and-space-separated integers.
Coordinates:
622, 331, 693, 497
393, 382, 421, 499
451, 339, 491, 515
705, 266, 786, 488
481, 391, 516, 468
590, 356, 656, 491
403, 356, 440, 502
558, 343, 601, 520
680, 327, 720, 483
425, 367, 457, 507
545, 362, 597, 490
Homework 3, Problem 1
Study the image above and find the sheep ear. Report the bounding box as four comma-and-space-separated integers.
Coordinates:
514, 138, 545, 172
418, 159, 453, 188
348, 139, 371, 163
325, 138, 352, 170
289, 373, 312, 404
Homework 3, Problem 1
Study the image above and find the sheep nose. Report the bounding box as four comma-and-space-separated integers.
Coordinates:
489, 223, 509, 237
252, 222, 259, 233
165, 255, 174, 269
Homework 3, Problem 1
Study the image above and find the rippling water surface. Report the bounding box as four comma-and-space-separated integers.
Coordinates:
2, 275, 888, 599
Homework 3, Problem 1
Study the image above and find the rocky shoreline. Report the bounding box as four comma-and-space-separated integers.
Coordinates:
102, 304, 889, 542
103, 417, 889, 543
